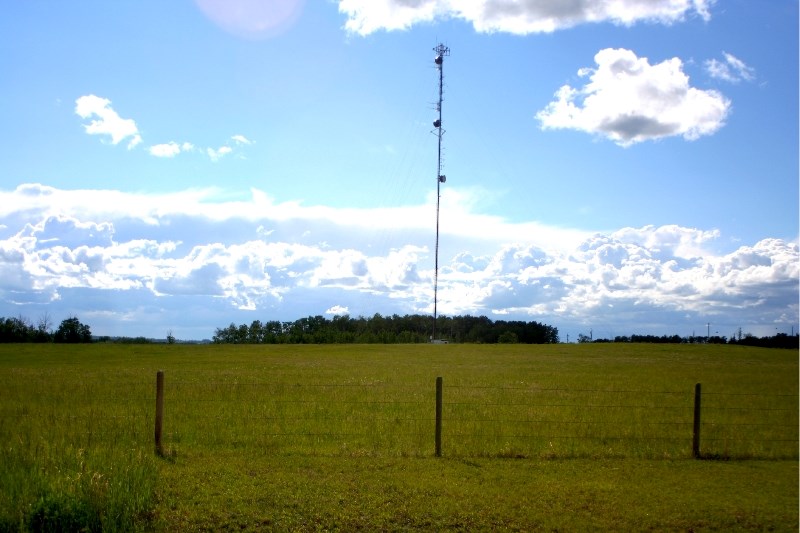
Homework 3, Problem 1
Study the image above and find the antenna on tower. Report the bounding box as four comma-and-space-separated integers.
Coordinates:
432, 43, 450, 344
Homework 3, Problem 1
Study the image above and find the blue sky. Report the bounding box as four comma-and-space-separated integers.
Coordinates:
1, 0, 797, 341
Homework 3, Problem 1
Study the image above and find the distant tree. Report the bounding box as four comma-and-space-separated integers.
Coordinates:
35, 312, 53, 342
498, 331, 518, 344
54, 317, 92, 343
0, 316, 35, 342
577, 333, 592, 343
166, 330, 176, 344
732, 332, 798, 349
115, 336, 152, 344
247, 320, 263, 343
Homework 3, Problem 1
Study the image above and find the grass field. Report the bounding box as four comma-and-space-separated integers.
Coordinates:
0, 343, 797, 531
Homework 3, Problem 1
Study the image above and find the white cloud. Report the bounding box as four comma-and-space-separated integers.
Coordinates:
149, 142, 182, 158
75, 95, 247, 161
149, 141, 197, 158
207, 137, 252, 160
0, 183, 795, 338
705, 52, 756, 83
338, 0, 713, 35
0, 184, 589, 254
207, 146, 234, 162
435, 232, 798, 334
611, 224, 720, 259
75, 95, 143, 149
231, 135, 252, 145
536, 48, 731, 146
326, 305, 350, 316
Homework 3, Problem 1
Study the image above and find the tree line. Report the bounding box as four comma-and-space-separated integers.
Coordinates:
5, 311, 794, 349
582, 333, 799, 349
212, 314, 560, 344
0, 315, 92, 343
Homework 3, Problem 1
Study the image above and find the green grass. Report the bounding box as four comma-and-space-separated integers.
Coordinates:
0, 343, 797, 531
156, 455, 798, 531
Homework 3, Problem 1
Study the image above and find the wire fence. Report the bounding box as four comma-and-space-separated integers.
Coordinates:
438, 382, 797, 459
2, 374, 797, 460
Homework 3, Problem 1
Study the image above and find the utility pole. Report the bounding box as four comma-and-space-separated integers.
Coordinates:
432, 43, 449, 343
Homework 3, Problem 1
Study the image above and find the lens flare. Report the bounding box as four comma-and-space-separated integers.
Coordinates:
195, 0, 305, 39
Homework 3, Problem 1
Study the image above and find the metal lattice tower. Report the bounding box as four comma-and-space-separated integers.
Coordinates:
432, 43, 449, 342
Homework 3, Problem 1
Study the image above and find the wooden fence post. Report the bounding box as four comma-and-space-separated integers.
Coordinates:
692, 382, 701, 459
155, 370, 164, 456
435, 376, 443, 457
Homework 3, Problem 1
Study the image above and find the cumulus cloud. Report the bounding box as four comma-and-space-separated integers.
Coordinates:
536, 48, 731, 146
75, 95, 250, 160
0, 183, 795, 338
75, 95, 143, 149
231, 134, 252, 145
149, 141, 195, 158
22, 215, 115, 249
326, 305, 350, 316
338, 0, 713, 35
437, 227, 797, 333
208, 146, 234, 162
705, 52, 756, 83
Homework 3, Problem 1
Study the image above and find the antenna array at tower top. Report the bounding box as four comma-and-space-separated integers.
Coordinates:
434, 43, 450, 58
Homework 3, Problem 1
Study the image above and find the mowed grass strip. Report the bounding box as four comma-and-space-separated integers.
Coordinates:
0, 343, 797, 531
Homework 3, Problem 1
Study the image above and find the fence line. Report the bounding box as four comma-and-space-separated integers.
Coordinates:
704, 391, 798, 396
703, 406, 794, 412
447, 385, 690, 394
155, 374, 797, 459
2, 372, 796, 459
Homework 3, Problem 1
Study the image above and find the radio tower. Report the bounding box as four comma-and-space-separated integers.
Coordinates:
432, 43, 449, 343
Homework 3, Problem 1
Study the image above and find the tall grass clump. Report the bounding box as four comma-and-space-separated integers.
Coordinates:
0, 345, 159, 531
0, 444, 157, 532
